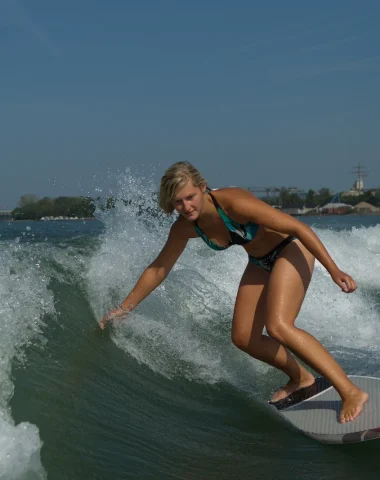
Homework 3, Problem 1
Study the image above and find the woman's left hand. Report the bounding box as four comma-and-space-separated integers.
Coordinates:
330, 269, 357, 293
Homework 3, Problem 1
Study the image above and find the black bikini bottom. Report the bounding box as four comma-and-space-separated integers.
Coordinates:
248, 236, 296, 272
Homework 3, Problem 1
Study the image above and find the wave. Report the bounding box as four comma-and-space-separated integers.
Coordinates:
87, 173, 380, 393
0, 243, 51, 479
1, 171, 379, 478
0, 227, 97, 479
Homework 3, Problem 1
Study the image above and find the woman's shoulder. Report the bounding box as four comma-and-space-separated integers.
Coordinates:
211, 187, 261, 224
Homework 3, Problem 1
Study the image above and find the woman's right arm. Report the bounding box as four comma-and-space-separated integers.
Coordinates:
99, 219, 191, 329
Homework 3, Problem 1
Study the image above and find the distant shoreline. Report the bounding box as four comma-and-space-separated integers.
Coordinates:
0, 217, 97, 222
306, 212, 380, 217
1, 212, 380, 223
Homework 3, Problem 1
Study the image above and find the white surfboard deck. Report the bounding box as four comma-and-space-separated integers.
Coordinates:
269, 375, 380, 444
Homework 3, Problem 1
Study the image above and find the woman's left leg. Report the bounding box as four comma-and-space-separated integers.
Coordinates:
265, 240, 368, 423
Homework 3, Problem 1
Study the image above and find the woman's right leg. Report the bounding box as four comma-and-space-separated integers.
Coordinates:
231, 262, 314, 399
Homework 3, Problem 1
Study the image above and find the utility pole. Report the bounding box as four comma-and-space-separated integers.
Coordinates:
351, 163, 368, 195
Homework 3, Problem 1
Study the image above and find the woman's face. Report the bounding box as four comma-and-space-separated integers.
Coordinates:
172, 179, 206, 221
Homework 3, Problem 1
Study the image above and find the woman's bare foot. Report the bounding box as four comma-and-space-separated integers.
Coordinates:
271, 372, 315, 402
340, 388, 368, 423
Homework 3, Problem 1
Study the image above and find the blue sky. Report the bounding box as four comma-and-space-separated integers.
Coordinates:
1, 0, 379, 209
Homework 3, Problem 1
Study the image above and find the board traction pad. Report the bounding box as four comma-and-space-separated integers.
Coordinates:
270, 375, 380, 444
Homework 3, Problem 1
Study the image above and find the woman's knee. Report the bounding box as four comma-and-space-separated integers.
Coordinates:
231, 329, 250, 351
231, 330, 266, 359
266, 321, 293, 343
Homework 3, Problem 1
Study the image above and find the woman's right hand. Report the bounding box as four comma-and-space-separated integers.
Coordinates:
330, 268, 357, 293
99, 306, 129, 330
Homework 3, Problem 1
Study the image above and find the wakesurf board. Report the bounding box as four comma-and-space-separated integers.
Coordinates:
269, 375, 380, 444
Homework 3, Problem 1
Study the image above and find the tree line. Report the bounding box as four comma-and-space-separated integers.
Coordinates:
12, 195, 97, 220
261, 188, 380, 209
11, 194, 156, 220
11, 188, 380, 220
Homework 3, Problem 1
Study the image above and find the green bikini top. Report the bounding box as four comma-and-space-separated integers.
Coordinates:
194, 190, 259, 251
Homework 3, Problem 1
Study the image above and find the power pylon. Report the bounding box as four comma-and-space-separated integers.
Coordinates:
351, 163, 368, 194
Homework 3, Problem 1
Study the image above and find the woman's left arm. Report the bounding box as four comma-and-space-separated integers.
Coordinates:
229, 191, 357, 293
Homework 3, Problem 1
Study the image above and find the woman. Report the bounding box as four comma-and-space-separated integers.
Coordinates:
100, 162, 368, 423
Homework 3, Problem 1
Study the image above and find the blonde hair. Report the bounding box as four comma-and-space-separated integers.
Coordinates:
159, 162, 207, 214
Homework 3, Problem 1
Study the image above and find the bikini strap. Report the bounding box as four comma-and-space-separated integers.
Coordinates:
207, 191, 223, 212
194, 189, 220, 227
